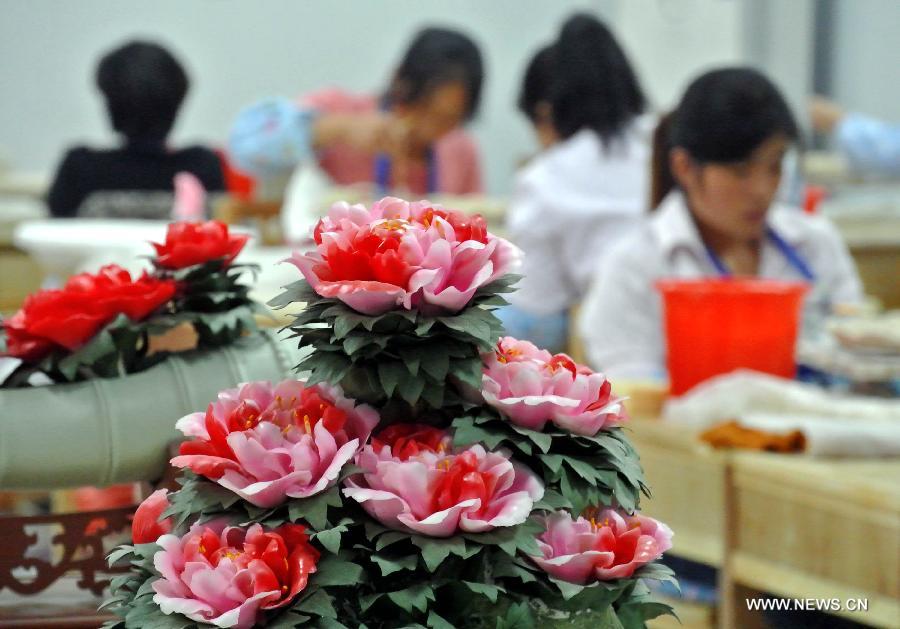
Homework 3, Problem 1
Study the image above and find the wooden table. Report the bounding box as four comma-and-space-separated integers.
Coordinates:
848, 240, 900, 310
0, 172, 48, 199
0, 202, 46, 313
626, 416, 729, 568
721, 452, 900, 629
0, 246, 43, 313
829, 205, 900, 309
622, 409, 900, 629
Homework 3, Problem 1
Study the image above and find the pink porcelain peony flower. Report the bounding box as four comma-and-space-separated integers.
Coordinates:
287, 197, 521, 315
152, 519, 319, 629
132, 489, 173, 544
343, 442, 543, 537
481, 337, 626, 436
170, 380, 379, 508
531, 509, 673, 583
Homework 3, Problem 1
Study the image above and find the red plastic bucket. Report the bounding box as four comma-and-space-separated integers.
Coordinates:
657, 278, 808, 395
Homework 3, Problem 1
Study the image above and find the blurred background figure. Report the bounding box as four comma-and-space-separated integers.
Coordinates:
516, 44, 558, 152
500, 13, 652, 353
46, 40, 224, 218
228, 26, 484, 198
579, 68, 863, 378
810, 95, 900, 178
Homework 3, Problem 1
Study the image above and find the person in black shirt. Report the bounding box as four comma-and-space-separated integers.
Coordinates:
46, 40, 225, 218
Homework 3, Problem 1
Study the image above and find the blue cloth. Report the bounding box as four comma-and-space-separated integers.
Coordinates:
836, 112, 900, 177
652, 556, 718, 605
496, 306, 569, 354
228, 97, 316, 176
374, 148, 439, 195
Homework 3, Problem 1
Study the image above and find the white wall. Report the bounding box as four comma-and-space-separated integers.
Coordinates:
609, 0, 816, 122
742, 0, 816, 127
831, 0, 900, 121
0, 0, 600, 195
0, 0, 826, 195
610, 0, 745, 110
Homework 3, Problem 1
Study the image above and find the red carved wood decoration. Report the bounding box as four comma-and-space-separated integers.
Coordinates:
0, 507, 134, 596
0, 506, 135, 627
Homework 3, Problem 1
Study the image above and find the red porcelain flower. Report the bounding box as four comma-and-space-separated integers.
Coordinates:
289, 197, 521, 315
2, 265, 175, 361
481, 336, 626, 436
66, 264, 177, 321
3, 290, 102, 361
530, 509, 673, 583
152, 520, 319, 629
152, 220, 249, 270
132, 489, 173, 544
344, 444, 543, 537
171, 380, 379, 508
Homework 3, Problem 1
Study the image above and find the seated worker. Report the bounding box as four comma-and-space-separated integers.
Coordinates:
810, 95, 900, 178
500, 14, 654, 353
228, 27, 484, 197
579, 68, 863, 378
47, 40, 224, 218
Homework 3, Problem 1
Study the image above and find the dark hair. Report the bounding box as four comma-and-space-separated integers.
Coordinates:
386, 27, 484, 119
551, 13, 646, 146
517, 45, 557, 122
96, 40, 189, 143
650, 67, 799, 207
649, 113, 676, 212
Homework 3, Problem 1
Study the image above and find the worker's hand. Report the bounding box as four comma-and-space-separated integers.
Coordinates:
809, 96, 845, 134
313, 111, 413, 157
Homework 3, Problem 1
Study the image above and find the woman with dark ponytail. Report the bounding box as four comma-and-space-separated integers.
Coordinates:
579, 68, 863, 378
501, 13, 654, 352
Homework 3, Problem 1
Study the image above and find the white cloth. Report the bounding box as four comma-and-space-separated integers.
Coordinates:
280, 160, 331, 245
506, 118, 654, 316
739, 413, 900, 458
664, 370, 900, 426
578, 192, 865, 378
663, 370, 900, 458
0, 358, 21, 385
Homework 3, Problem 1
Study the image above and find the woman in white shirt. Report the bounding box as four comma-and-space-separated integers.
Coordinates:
579, 68, 863, 378
500, 14, 653, 352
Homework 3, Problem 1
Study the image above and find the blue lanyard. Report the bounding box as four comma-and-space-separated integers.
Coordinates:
704, 226, 816, 282
374, 149, 438, 195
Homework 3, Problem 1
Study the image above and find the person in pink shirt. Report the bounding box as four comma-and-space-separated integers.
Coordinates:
229, 27, 483, 196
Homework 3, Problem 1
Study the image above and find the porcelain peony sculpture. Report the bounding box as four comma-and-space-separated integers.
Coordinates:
103, 198, 676, 629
